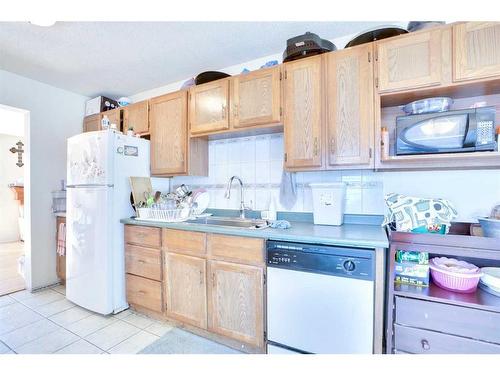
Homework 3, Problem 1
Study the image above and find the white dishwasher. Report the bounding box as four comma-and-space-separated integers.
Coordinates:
266, 241, 375, 354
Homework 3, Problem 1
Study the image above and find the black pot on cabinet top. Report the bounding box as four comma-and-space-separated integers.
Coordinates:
283, 31, 336, 63
344, 26, 408, 48
195, 71, 231, 85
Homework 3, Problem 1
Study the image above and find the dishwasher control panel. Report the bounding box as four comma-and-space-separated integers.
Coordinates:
267, 241, 374, 280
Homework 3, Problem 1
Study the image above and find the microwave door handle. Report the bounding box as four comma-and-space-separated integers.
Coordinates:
463, 112, 476, 148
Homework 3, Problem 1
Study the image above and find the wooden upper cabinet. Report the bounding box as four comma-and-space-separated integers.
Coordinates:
149, 91, 188, 175
377, 27, 449, 92
189, 79, 230, 135
453, 22, 500, 82
283, 55, 324, 169
207, 260, 264, 348
231, 66, 281, 128
326, 45, 374, 168
103, 108, 121, 129
124, 100, 149, 134
164, 253, 207, 329
83, 114, 101, 133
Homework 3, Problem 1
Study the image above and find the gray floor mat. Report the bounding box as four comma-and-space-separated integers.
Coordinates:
139, 327, 242, 354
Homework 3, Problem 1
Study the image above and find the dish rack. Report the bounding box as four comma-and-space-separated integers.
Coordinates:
136, 207, 192, 223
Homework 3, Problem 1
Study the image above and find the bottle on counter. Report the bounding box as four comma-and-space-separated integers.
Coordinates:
101, 115, 110, 130
496, 126, 500, 151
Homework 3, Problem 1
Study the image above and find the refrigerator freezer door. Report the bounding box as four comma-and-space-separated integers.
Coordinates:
67, 131, 113, 186
66, 186, 116, 314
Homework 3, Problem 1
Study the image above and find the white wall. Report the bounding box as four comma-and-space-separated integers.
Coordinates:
134, 28, 500, 223
154, 134, 500, 222
0, 134, 25, 242
0, 69, 88, 290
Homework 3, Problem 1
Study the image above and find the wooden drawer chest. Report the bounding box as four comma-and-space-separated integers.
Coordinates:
386, 226, 500, 354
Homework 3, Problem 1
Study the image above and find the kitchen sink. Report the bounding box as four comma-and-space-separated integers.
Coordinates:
186, 216, 269, 229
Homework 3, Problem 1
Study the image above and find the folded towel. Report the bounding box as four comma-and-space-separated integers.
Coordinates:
279, 169, 297, 210
57, 222, 66, 256
269, 220, 291, 229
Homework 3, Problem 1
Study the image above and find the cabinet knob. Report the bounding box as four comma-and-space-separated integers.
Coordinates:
421, 339, 430, 351
199, 270, 203, 285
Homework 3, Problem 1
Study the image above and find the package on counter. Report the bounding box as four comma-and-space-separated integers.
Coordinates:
395, 250, 429, 265
382, 193, 458, 233
394, 261, 430, 287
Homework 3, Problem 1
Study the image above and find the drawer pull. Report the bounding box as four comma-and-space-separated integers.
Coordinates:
137, 260, 146, 264
421, 339, 430, 351
138, 290, 147, 295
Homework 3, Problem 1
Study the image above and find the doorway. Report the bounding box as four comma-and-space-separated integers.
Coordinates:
0, 104, 30, 296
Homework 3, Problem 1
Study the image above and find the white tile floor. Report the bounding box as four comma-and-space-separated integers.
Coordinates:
0, 285, 175, 354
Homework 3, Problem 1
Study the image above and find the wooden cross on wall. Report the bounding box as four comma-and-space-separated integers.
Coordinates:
10, 141, 24, 167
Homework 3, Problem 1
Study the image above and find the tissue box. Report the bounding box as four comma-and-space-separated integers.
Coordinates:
395, 250, 428, 265
394, 262, 430, 287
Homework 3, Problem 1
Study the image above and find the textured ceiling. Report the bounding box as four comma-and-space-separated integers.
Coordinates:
0, 21, 399, 98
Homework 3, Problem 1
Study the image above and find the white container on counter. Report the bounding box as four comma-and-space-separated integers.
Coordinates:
309, 182, 346, 226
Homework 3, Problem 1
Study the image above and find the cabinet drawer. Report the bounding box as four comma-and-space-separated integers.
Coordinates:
125, 225, 161, 248
126, 274, 163, 313
163, 229, 206, 256
207, 234, 264, 266
125, 245, 162, 281
395, 296, 500, 344
394, 324, 500, 354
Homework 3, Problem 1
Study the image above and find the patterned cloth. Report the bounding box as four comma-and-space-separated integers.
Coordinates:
57, 222, 66, 256
383, 193, 458, 233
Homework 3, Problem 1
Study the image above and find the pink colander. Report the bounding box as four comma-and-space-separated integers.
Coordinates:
429, 257, 482, 293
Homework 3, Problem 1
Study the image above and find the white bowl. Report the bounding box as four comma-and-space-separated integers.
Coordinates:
481, 267, 500, 290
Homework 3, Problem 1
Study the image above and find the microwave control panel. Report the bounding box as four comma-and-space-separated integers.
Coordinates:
477, 120, 495, 145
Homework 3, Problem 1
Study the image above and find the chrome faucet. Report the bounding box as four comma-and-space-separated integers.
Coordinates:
224, 176, 251, 219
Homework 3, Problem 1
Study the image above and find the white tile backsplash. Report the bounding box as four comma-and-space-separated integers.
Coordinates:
154, 133, 500, 221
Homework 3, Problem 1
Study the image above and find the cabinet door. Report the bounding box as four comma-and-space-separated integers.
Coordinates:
103, 108, 121, 130
125, 100, 149, 134
83, 114, 100, 132
208, 260, 264, 348
377, 28, 445, 92
149, 91, 188, 175
231, 66, 281, 128
164, 253, 207, 329
454, 22, 500, 81
189, 79, 230, 135
326, 45, 373, 167
283, 55, 323, 169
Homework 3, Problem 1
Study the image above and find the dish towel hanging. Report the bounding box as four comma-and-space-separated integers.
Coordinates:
57, 222, 66, 256
279, 168, 297, 210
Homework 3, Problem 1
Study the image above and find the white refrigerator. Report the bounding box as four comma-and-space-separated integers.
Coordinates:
66, 130, 150, 314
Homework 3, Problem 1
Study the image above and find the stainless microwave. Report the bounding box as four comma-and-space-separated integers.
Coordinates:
396, 107, 497, 156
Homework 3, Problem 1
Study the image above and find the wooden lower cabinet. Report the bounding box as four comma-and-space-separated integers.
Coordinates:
125, 226, 266, 352
164, 252, 207, 329
207, 260, 265, 349
126, 274, 163, 313
125, 244, 162, 281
